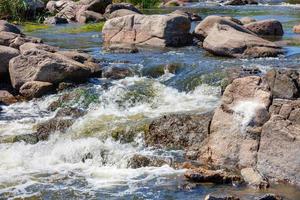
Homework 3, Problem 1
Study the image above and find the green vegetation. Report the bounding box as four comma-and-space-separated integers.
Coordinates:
113, 0, 161, 9
0, 0, 51, 22
58, 22, 105, 34
22, 22, 50, 32
0, 0, 28, 21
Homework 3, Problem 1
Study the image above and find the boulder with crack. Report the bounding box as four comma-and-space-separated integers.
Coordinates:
102, 14, 192, 49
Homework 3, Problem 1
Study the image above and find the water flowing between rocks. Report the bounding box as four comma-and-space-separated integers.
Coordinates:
0, 2, 300, 200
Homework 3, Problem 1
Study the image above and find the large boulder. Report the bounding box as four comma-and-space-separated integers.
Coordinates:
0, 20, 22, 34
102, 14, 192, 48
244, 20, 284, 36
145, 112, 213, 151
257, 99, 300, 186
0, 45, 20, 75
199, 76, 272, 169
19, 81, 54, 99
203, 24, 283, 58
9, 50, 93, 89
194, 15, 251, 41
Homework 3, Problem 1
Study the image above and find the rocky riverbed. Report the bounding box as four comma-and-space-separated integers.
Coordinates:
0, 0, 300, 199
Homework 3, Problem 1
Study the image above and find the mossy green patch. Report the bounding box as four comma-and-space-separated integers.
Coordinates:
58, 22, 105, 34
22, 23, 50, 32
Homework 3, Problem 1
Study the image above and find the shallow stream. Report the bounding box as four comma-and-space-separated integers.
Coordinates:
1, 1, 300, 199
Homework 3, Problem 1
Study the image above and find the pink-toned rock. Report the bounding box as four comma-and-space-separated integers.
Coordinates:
203, 24, 283, 58
199, 76, 271, 169
244, 19, 284, 36
102, 14, 192, 48
293, 24, 300, 34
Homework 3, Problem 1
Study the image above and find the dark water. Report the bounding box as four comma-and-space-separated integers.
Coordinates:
0, 2, 300, 200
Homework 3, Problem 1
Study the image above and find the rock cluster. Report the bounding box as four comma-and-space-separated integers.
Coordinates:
0, 20, 102, 103
194, 16, 283, 58
45, 1, 144, 24
145, 68, 300, 188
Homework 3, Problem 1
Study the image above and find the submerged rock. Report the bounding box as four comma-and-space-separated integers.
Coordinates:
128, 154, 170, 168
244, 20, 284, 36
36, 107, 86, 140
145, 112, 213, 150
102, 66, 133, 80
0, 134, 38, 144
203, 24, 283, 58
102, 14, 192, 48
185, 167, 241, 184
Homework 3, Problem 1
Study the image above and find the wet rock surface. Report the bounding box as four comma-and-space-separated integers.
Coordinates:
127, 154, 171, 168
145, 112, 213, 150
35, 107, 86, 140
185, 167, 241, 184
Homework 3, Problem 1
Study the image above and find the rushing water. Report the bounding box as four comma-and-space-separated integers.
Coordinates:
1, 2, 300, 200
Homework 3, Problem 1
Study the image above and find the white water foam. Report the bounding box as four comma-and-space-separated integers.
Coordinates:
0, 77, 219, 198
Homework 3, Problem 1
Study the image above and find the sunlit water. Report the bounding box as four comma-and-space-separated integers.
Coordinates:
1, 2, 300, 199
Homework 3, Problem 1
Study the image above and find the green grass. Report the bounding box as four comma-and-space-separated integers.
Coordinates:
22, 22, 50, 32
0, 0, 28, 21
113, 0, 161, 9
58, 22, 105, 34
